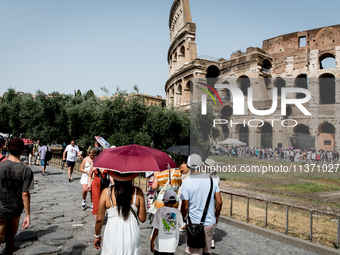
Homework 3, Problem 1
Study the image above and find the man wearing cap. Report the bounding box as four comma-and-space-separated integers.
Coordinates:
180, 154, 223, 255
0, 138, 34, 255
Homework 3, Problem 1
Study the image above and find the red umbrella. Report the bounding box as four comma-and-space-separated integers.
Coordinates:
93, 144, 177, 174
21, 138, 34, 145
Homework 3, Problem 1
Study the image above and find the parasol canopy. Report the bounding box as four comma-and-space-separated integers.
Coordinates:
93, 144, 177, 174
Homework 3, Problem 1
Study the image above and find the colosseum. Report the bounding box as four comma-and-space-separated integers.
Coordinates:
165, 0, 340, 151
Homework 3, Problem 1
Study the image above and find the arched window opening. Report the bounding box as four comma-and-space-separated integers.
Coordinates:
206, 65, 220, 88
274, 78, 286, 97
286, 106, 292, 118
221, 81, 230, 101
221, 105, 233, 119
238, 125, 249, 146
294, 124, 310, 134
261, 122, 272, 148
262, 59, 272, 72
319, 123, 335, 150
321, 123, 335, 134
237, 76, 250, 97
295, 74, 309, 99
320, 54, 336, 69
180, 46, 185, 58
222, 125, 229, 139
177, 85, 182, 95
319, 73, 335, 104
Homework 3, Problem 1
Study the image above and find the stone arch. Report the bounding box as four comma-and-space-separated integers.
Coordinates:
237, 75, 250, 97
319, 53, 336, 69
285, 106, 293, 118
177, 84, 182, 94
293, 124, 314, 150
262, 59, 272, 72
184, 81, 192, 104
221, 105, 232, 139
294, 124, 310, 134
206, 65, 220, 88
274, 77, 286, 97
176, 84, 182, 105
261, 122, 273, 148
319, 122, 335, 151
180, 45, 185, 58
221, 105, 233, 119
294, 74, 309, 99
237, 124, 249, 146
220, 80, 231, 101
319, 73, 335, 104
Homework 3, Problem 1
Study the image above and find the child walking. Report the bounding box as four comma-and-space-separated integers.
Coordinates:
151, 190, 185, 255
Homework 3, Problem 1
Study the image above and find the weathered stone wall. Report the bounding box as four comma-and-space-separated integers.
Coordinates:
166, 1, 340, 150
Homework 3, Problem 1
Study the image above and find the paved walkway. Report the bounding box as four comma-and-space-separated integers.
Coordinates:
0, 165, 319, 255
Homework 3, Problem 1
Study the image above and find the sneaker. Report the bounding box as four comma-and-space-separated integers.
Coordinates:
91, 203, 93, 212
69, 178, 73, 182
211, 239, 215, 249
81, 202, 86, 211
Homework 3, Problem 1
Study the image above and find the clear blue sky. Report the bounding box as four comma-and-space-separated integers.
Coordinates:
0, 0, 339, 98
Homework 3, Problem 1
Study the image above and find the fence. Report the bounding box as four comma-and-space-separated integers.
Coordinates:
221, 190, 340, 249
49, 155, 82, 172
49, 155, 339, 249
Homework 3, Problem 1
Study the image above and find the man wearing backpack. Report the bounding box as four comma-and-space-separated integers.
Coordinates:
38, 141, 50, 176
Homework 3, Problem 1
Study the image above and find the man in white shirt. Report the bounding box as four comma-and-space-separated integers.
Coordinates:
63, 140, 82, 182
180, 154, 223, 255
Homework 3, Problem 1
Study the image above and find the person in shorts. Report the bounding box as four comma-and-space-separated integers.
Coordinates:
180, 154, 223, 255
0, 138, 34, 255
38, 141, 50, 176
63, 140, 82, 182
151, 190, 185, 255
32, 140, 40, 165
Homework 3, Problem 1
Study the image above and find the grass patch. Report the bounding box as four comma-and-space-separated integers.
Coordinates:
267, 182, 340, 193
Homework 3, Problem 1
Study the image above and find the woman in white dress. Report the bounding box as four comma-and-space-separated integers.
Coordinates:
94, 172, 146, 255
79, 148, 96, 211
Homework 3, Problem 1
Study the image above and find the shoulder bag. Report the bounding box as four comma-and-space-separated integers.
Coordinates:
186, 176, 213, 248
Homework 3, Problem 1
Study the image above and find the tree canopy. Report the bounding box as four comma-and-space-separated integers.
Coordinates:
0, 88, 190, 152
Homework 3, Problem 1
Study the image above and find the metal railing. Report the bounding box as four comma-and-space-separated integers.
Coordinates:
49, 155, 82, 172
221, 190, 340, 249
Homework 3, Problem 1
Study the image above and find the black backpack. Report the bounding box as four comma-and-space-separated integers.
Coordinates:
45, 147, 52, 162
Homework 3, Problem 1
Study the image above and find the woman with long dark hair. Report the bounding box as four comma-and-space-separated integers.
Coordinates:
94, 172, 146, 254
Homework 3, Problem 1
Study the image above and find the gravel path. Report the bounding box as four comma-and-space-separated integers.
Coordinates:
0, 165, 319, 255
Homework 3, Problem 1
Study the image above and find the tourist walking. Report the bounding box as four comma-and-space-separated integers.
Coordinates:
93, 176, 146, 254
79, 148, 96, 210
87, 167, 109, 224
151, 190, 185, 255
0, 138, 34, 255
38, 141, 50, 176
63, 140, 82, 182
32, 140, 40, 165
180, 154, 223, 255
148, 166, 181, 222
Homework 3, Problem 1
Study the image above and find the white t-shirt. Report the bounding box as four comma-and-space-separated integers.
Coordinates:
151, 207, 185, 253
65, 145, 79, 162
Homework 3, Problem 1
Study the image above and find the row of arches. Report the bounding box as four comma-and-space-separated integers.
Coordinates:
220, 104, 335, 149
206, 66, 336, 104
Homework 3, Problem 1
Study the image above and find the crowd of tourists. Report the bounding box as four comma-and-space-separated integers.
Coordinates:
0, 136, 223, 255
212, 145, 340, 163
